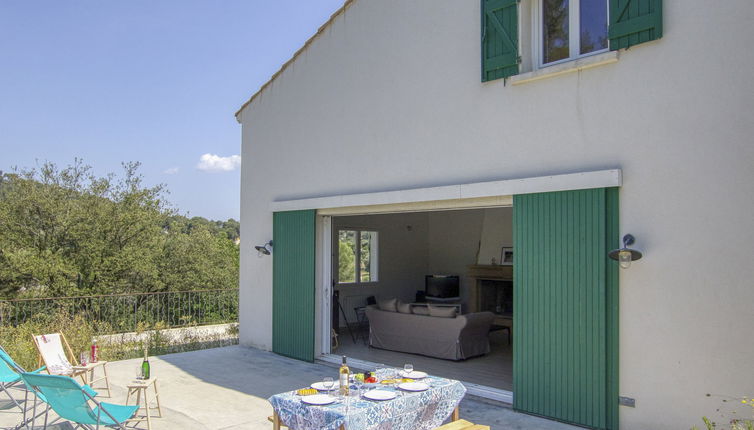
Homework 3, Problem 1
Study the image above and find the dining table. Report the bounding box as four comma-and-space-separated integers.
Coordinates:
268, 375, 466, 430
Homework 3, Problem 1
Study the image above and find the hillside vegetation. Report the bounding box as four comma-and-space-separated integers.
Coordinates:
0, 160, 239, 298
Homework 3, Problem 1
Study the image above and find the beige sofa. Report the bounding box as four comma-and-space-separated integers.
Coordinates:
365, 306, 495, 361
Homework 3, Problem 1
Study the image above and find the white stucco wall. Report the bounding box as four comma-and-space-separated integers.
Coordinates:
238, 0, 754, 428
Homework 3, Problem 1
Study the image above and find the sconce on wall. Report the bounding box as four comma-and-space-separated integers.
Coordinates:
608, 234, 642, 269
254, 240, 273, 256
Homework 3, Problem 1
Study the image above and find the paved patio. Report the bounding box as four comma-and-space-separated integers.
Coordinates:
0, 346, 578, 430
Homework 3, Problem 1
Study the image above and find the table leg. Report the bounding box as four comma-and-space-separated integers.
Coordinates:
102, 363, 111, 397
452, 406, 460, 421
272, 411, 281, 430
144, 388, 152, 430
153, 381, 163, 417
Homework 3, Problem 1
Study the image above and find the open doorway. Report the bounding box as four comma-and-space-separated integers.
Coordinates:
324, 207, 514, 394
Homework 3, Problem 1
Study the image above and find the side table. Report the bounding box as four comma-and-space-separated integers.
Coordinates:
125, 377, 162, 429
71, 361, 111, 397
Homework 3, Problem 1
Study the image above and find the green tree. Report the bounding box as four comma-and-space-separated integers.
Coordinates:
338, 240, 355, 283
0, 160, 239, 298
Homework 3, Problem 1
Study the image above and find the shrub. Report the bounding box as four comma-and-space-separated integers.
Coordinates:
0, 309, 238, 370
0, 309, 97, 370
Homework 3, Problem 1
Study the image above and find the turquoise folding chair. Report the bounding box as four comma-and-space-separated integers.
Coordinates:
20, 373, 136, 430
0, 345, 50, 428
0, 349, 28, 410
0, 346, 71, 429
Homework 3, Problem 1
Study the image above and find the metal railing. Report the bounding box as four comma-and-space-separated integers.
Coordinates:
0, 289, 238, 334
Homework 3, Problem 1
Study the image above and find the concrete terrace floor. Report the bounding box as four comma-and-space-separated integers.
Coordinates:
0, 346, 579, 430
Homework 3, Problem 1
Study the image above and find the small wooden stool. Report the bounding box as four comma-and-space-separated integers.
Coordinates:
125, 377, 162, 429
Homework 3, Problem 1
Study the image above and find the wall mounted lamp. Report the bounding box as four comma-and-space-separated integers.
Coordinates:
608, 234, 643, 269
254, 240, 273, 256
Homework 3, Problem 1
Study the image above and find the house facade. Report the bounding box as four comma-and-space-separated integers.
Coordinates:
237, 0, 754, 429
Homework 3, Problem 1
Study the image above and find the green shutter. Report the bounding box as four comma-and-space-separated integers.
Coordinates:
513, 189, 619, 430
272, 210, 316, 362
609, 0, 662, 50
481, 0, 519, 82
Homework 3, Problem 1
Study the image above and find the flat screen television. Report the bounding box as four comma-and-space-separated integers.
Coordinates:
425, 275, 460, 299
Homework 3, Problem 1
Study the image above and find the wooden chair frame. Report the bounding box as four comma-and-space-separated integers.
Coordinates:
32, 332, 111, 397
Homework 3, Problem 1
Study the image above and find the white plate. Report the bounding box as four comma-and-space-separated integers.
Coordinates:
310, 382, 337, 391
363, 390, 397, 401
301, 394, 337, 405
398, 382, 430, 392
400, 370, 428, 379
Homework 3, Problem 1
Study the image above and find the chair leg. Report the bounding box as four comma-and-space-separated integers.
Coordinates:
21, 389, 28, 430
0, 382, 24, 410
30, 395, 37, 430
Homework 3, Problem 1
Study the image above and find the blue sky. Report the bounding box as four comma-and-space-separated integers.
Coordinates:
0, 0, 345, 221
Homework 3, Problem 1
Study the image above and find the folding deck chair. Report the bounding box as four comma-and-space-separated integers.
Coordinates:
20, 373, 136, 430
32, 333, 111, 397
0, 347, 30, 411
0, 345, 65, 429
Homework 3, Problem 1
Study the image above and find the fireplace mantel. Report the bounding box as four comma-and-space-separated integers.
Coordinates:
467, 264, 513, 281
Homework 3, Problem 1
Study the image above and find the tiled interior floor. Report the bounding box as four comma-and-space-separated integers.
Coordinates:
335, 327, 512, 391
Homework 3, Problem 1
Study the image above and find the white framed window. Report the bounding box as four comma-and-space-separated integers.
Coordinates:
336, 229, 378, 285
534, 0, 609, 67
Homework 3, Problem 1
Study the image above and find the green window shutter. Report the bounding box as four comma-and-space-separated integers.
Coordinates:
272, 210, 316, 362
513, 188, 619, 430
608, 0, 662, 50
481, 0, 519, 82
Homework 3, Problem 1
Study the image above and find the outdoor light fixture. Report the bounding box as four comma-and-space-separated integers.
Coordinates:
608, 234, 643, 269
254, 240, 273, 256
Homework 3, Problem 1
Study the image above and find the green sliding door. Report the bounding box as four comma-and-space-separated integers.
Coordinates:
272, 210, 316, 362
513, 188, 619, 429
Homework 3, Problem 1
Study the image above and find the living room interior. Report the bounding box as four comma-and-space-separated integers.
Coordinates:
329, 207, 514, 392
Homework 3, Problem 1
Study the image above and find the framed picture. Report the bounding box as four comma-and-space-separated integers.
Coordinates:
501, 247, 514, 265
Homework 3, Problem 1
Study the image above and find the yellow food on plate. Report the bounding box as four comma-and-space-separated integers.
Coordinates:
297, 388, 318, 396
400, 378, 415, 383
380, 379, 398, 385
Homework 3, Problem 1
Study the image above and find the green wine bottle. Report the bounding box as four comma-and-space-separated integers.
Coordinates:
141, 347, 150, 380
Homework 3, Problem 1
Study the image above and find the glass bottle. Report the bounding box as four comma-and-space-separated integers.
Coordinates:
338, 356, 349, 396
141, 347, 151, 380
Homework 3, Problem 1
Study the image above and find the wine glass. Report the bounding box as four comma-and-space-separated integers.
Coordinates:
322, 376, 335, 392
135, 366, 143, 381
375, 364, 386, 381
79, 352, 88, 366
403, 363, 414, 377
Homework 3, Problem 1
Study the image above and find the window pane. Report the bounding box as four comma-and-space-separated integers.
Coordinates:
543, 0, 569, 64
580, 0, 608, 54
360, 231, 378, 282
338, 230, 356, 283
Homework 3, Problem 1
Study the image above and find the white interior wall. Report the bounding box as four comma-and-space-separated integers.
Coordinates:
477, 208, 515, 265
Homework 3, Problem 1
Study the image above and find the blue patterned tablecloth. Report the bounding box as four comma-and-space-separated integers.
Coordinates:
269, 376, 466, 430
